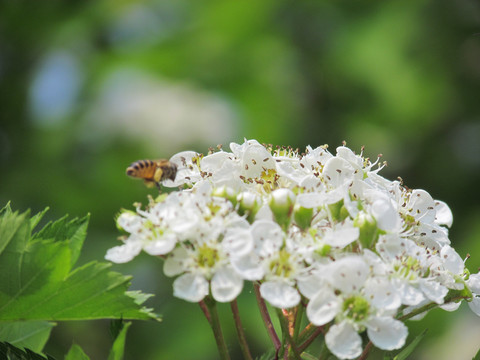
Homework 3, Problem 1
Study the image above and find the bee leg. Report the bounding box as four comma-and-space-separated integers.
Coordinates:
144, 180, 155, 188
153, 168, 163, 182
155, 182, 162, 192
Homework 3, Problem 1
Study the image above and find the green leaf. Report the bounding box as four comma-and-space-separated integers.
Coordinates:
0, 321, 55, 353
65, 344, 90, 360
256, 348, 275, 360
393, 329, 428, 360
0, 205, 159, 322
0, 341, 55, 360
107, 321, 131, 360
473, 346, 480, 360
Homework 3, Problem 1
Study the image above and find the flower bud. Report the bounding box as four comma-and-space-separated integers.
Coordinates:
354, 212, 379, 249
294, 203, 314, 230
212, 185, 238, 206
328, 200, 350, 222
269, 188, 296, 229
237, 191, 261, 223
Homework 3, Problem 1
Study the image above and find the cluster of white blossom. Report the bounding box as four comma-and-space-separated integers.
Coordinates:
106, 139, 480, 359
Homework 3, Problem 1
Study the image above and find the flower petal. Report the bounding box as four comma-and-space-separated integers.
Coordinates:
260, 281, 300, 308
325, 322, 363, 360
211, 266, 243, 302
105, 241, 142, 263
366, 316, 408, 350
306, 289, 341, 326
173, 273, 209, 302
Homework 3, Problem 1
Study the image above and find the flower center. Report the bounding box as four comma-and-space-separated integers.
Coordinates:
342, 295, 370, 322
269, 249, 294, 278
197, 244, 219, 269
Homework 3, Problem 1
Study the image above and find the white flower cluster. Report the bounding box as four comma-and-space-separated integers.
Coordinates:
106, 139, 480, 359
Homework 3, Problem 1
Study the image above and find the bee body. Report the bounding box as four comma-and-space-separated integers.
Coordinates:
126, 159, 177, 189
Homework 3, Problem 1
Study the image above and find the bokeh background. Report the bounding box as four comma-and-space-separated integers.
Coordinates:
1, 0, 480, 359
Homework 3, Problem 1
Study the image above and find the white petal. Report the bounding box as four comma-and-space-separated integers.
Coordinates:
323, 157, 356, 188
398, 282, 425, 306
163, 247, 189, 277
105, 241, 142, 263
260, 281, 300, 308
370, 196, 400, 232
364, 277, 401, 311
325, 322, 363, 360
468, 296, 480, 316
306, 289, 341, 326
251, 220, 283, 258
366, 316, 408, 350
440, 301, 461, 312
327, 256, 369, 293
173, 273, 209, 302
223, 228, 254, 257
409, 189, 436, 223
419, 279, 448, 304
440, 245, 464, 275
230, 253, 264, 281
434, 200, 453, 227
467, 273, 480, 293
297, 273, 329, 299
165, 151, 202, 187
144, 234, 177, 255
324, 225, 359, 248
211, 266, 244, 302
117, 212, 143, 233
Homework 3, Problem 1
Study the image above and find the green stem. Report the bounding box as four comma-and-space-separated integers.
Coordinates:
230, 300, 253, 360
297, 322, 317, 344
397, 301, 438, 322
293, 305, 304, 342
297, 326, 324, 353
204, 296, 231, 360
253, 283, 281, 354
275, 308, 302, 360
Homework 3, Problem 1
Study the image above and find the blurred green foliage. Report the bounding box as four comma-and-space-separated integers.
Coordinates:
1, 0, 479, 359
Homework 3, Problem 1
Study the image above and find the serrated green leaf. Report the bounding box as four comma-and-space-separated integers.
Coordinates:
0, 341, 55, 360
65, 344, 90, 360
31, 214, 89, 268
393, 329, 428, 360
0, 206, 29, 256
0, 205, 159, 322
107, 321, 131, 360
29, 208, 49, 234
0, 321, 55, 353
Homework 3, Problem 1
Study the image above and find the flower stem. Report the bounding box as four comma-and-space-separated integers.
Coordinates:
293, 305, 304, 342
397, 302, 437, 321
204, 296, 231, 360
199, 299, 211, 325
357, 341, 373, 360
297, 326, 324, 353
230, 299, 253, 360
275, 308, 302, 360
253, 283, 281, 354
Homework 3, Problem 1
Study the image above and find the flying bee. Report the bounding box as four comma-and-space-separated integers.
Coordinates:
126, 159, 177, 190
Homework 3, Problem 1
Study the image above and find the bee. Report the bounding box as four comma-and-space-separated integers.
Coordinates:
126, 159, 177, 190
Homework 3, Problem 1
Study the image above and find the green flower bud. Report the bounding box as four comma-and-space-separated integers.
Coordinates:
212, 185, 238, 206
237, 191, 261, 223
269, 189, 296, 229
328, 200, 349, 222
354, 212, 379, 249
294, 203, 314, 230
